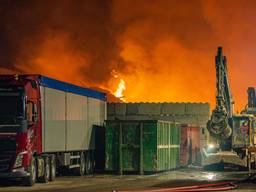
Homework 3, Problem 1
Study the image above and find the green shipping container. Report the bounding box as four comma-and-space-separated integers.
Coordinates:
105, 120, 180, 174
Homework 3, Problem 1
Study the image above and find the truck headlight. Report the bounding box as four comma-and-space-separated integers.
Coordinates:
13, 151, 27, 168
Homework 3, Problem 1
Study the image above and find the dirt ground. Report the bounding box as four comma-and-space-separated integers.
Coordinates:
0, 168, 255, 192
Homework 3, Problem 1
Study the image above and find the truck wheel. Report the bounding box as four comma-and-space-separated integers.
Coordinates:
91, 152, 95, 173
80, 152, 86, 176
74, 152, 85, 176
23, 157, 37, 186
49, 155, 56, 181
85, 152, 93, 175
38, 156, 50, 183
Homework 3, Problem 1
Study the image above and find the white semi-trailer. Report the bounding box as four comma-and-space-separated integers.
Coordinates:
0, 75, 106, 185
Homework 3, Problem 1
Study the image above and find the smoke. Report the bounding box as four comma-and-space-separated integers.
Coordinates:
202, 0, 256, 110
111, 0, 216, 103
1, 0, 256, 109
0, 0, 119, 86
111, 0, 256, 109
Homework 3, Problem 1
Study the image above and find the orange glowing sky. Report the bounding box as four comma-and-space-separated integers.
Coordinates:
1, 0, 256, 111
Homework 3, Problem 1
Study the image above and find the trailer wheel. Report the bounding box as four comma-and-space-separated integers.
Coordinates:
85, 152, 94, 175
23, 157, 36, 186
74, 152, 85, 176
38, 156, 50, 183
49, 155, 56, 181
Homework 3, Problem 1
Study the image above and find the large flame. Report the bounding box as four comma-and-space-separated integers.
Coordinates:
114, 78, 126, 102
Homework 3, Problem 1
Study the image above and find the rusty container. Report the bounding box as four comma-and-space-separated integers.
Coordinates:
105, 120, 180, 174
180, 124, 201, 166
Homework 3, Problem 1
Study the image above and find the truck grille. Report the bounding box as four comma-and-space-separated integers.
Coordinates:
0, 152, 15, 172
0, 139, 16, 151
0, 139, 16, 172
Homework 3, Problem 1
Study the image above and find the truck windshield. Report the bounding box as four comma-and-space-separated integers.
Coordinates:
0, 89, 24, 124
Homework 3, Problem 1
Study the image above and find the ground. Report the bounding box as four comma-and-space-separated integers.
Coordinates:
0, 168, 256, 192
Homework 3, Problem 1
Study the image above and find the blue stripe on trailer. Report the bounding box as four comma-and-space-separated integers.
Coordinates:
39, 76, 106, 101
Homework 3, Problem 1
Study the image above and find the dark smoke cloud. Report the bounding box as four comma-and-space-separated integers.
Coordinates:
0, 0, 119, 84
1, 0, 256, 108
112, 0, 214, 50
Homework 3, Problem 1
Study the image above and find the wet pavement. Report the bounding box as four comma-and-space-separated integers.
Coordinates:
0, 168, 255, 191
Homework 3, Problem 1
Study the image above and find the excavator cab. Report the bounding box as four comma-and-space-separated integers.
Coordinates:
232, 115, 255, 148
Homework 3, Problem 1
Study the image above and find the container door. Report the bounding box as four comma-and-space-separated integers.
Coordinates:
95, 125, 105, 171
180, 125, 188, 166
122, 122, 140, 172
191, 127, 200, 165
105, 123, 119, 171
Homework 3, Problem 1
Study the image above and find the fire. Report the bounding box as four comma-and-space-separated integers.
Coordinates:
114, 78, 126, 102
2, 1, 256, 110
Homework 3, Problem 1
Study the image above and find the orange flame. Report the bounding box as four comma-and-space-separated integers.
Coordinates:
114, 78, 126, 102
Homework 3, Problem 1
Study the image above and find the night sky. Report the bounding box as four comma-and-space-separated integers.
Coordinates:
1, 0, 256, 110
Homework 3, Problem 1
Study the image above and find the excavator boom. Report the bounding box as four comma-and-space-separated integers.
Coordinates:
207, 47, 233, 149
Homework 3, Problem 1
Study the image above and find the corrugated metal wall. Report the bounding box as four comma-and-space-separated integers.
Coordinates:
41, 86, 106, 153
156, 122, 180, 171
105, 120, 180, 174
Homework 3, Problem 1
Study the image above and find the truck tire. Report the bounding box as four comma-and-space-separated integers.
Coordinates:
85, 152, 93, 175
23, 157, 37, 186
49, 155, 56, 181
38, 156, 50, 183
91, 152, 95, 173
74, 152, 85, 176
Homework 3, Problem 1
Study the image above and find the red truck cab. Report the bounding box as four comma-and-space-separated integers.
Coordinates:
0, 75, 41, 185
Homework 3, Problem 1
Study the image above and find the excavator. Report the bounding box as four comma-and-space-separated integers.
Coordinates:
203, 47, 256, 170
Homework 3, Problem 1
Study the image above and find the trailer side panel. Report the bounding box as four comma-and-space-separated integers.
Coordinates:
66, 92, 88, 150
42, 87, 66, 152
40, 77, 106, 153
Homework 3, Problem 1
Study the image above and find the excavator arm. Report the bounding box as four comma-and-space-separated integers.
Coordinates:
207, 47, 233, 150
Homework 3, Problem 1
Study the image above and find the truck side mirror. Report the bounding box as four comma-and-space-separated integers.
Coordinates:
32, 103, 38, 123
27, 101, 33, 126
27, 101, 38, 126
